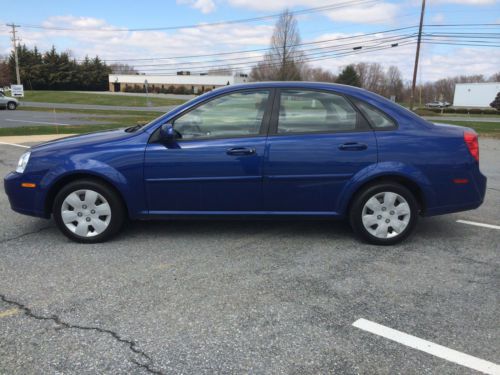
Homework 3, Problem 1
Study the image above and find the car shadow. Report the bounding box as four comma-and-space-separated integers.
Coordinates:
119, 218, 355, 242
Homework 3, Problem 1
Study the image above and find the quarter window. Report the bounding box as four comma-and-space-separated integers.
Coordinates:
173, 90, 270, 139
277, 90, 359, 134
355, 101, 396, 129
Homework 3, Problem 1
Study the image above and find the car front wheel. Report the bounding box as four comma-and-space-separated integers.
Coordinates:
7, 102, 17, 110
349, 182, 419, 245
53, 179, 125, 243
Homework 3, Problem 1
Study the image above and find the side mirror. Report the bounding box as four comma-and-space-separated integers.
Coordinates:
159, 123, 177, 142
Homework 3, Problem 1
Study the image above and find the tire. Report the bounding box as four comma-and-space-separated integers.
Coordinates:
7, 102, 17, 110
53, 179, 126, 243
349, 182, 419, 246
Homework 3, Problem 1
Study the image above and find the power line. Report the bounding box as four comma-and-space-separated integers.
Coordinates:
129, 31, 499, 68
78, 23, 498, 63
17, 0, 380, 32
119, 35, 418, 73
113, 41, 416, 76
120, 33, 418, 69
81, 25, 419, 62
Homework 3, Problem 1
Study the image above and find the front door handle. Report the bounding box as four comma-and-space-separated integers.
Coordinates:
338, 142, 368, 151
226, 147, 256, 156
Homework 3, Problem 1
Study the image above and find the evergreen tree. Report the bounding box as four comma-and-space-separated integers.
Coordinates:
336, 65, 361, 87
7, 45, 110, 90
490, 92, 500, 111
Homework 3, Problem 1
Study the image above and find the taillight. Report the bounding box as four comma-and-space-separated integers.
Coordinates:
464, 131, 479, 162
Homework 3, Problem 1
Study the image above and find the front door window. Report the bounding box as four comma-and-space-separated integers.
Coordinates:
173, 90, 270, 140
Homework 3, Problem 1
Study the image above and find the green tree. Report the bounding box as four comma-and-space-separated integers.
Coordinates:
490, 92, 500, 111
336, 65, 361, 87
7, 45, 110, 90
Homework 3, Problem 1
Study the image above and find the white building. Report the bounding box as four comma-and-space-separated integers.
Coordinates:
108, 73, 248, 94
453, 82, 500, 108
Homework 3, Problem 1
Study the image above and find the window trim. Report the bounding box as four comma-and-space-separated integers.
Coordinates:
268, 88, 371, 137
150, 88, 276, 143
350, 97, 399, 131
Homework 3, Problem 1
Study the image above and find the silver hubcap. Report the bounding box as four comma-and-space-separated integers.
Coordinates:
61, 189, 111, 237
362, 192, 411, 239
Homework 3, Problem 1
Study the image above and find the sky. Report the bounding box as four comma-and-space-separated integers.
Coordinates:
0, 0, 499, 82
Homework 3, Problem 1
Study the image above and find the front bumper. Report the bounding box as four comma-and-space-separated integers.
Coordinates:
4, 172, 49, 218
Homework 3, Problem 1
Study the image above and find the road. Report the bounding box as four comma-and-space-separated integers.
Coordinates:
19, 101, 175, 113
0, 109, 125, 128
0, 139, 498, 374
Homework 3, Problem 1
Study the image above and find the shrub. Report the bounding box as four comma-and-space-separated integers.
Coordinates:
173, 86, 187, 94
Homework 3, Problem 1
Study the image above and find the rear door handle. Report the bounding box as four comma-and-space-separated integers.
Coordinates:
226, 147, 256, 156
338, 142, 368, 151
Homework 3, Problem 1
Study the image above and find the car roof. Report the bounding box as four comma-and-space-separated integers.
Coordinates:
216, 81, 367, 95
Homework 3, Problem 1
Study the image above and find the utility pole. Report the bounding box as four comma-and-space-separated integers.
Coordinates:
409, 0, 426, 111
7, 23, 21, 85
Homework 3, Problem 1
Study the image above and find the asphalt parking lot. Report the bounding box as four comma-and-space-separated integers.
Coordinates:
0, 139, 498, 374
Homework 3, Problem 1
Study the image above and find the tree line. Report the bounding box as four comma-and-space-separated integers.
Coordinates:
0, 45, 111, 91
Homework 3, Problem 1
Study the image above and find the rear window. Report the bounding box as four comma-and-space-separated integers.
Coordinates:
356, 101, 396, 129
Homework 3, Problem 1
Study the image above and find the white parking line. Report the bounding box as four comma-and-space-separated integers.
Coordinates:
5, 119, 71, 126
457, 220, 500, 230
353, 318, 500, 375
0, 141, 29, 148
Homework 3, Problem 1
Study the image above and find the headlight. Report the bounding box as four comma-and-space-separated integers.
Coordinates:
16, 151, 31, 173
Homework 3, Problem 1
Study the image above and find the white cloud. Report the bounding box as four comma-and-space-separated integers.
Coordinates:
323, 3, 399, 24
227, 0, 402, 24
1, 16, 272, 66
177, 0, 216, 13
2, 13, 498, 82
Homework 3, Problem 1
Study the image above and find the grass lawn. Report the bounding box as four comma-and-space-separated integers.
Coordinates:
431, 120, 500, 138
20, 91, 187, 107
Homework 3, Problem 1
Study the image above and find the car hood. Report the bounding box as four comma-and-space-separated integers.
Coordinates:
30, 128, 137, 153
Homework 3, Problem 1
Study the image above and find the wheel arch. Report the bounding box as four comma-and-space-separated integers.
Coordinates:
346, 174, 426, 215
44, 172, 129, 217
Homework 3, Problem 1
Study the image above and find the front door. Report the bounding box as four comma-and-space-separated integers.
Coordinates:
144, 89, 273, 214
263, 88, 377, 214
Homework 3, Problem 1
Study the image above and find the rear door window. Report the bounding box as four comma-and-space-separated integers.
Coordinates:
277, 89, 360, 134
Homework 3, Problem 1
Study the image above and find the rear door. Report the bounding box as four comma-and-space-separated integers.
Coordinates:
263, 88, 377, 214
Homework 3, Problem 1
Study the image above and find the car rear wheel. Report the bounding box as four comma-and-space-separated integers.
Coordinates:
349, 182, 418, 245
53, 179, 125, 243
7, 102, 17, 110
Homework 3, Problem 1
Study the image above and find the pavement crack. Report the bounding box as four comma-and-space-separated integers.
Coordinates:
0, 225, 53, 244
0, 294, 163, 374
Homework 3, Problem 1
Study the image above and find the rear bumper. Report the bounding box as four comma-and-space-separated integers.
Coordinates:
4, 172, 49, 218
424, 170, 487, 216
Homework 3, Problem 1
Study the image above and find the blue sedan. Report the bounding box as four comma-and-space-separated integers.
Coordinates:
4, 82, 486, 245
